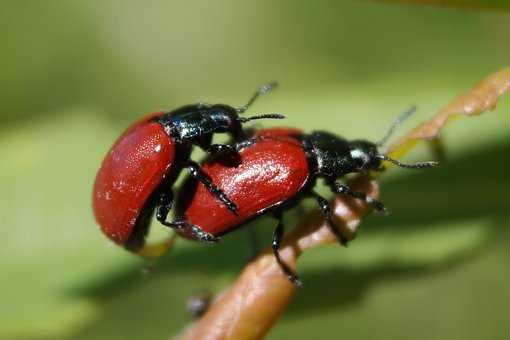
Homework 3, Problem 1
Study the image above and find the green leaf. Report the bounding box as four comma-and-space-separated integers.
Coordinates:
374, 0, 510, 11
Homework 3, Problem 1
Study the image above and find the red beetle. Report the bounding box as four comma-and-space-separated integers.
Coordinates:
173, 115, 437, 285
92, 83, 284, 253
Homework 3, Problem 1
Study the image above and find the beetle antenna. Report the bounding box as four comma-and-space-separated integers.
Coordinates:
237, 81, 278, 114
377, 155, 438, 169
239, 113, 285, 123
377, 105, 417, 147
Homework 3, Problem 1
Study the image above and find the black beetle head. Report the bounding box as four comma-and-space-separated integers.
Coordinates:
348, 140, 438, 171
210, 104, 240, 125
208, 104, 285, 137
348, 140, 382, 172
348, 106, 438, 172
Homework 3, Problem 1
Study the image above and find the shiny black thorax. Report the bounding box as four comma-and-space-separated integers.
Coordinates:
158, 103, 244, 144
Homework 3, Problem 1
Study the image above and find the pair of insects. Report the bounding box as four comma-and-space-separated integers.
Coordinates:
93, 83, 436, 286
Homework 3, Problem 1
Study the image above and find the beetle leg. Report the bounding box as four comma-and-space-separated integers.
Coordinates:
195, 136, 242, 164
161, 220, 219, 244
155, 195, 219, 244
155, 194, 206, 236
310, 191, 349, 247
208, 138, 259, 164
234, 137, 256, 150
156, 191, 174, 226
272, 213, 303, 287
329, 182, 387, 214
202, 137, 256, 159
186, 161, 239, 216
186, 223, 220, 243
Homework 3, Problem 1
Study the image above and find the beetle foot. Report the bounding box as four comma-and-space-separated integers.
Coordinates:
279, 271, 302, 287
190, 226, 220, 244
366, 196, 387, 214
162, 220, 220, 243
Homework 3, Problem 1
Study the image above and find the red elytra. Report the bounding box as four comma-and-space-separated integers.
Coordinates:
178, 128, 309, 237
92, 112, 176, 245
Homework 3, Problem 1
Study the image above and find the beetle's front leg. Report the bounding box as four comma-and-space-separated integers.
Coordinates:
329, 181, 387, 214
186, 161, 239, 215
196, 134, 240, 162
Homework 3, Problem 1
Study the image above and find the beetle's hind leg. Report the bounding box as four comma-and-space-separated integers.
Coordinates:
186, 160, 239, 215
310, 191, 349, 247
156, 198, 219, 244
167, 221, 219, 244
155, 185, 220, 243
272, 212, 303, 287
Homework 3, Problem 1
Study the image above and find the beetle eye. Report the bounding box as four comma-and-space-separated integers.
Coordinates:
350, 149, 369, 169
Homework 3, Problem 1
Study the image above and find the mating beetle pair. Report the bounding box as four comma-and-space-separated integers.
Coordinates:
93, 83, 437, 286
93, 83, 282, 250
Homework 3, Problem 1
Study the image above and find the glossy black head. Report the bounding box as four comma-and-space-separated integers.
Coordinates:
348, 140, 382, 172
207, 103, 285, 137
207, 103, 244, 136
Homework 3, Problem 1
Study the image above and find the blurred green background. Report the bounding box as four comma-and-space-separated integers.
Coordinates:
1, 1, 510, 339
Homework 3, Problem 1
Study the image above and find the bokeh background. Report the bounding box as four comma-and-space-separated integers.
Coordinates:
2, 1, 510, 339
